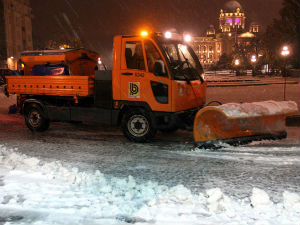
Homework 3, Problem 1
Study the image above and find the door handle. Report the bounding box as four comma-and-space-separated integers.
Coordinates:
122, 72, 133, 76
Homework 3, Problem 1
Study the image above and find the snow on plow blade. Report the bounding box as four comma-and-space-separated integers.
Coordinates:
194, 101, 298, 148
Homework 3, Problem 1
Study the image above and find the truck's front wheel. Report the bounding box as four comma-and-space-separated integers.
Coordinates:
25, 104, 50, 132
121, 109, 156, 142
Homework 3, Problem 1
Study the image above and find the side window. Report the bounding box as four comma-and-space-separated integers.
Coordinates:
125, 41, 145, 70
144, 40, 167, 77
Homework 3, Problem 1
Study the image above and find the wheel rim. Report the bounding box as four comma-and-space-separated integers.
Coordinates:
28, 110, 41, 128
127, 114, 150, 137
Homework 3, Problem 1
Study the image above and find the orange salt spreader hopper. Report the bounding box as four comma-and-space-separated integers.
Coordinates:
6, 48, 99, 103
193, 100, 299, 148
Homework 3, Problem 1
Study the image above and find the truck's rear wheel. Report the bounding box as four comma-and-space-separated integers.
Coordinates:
25, 104, 50, 132
121, 109, 156, 142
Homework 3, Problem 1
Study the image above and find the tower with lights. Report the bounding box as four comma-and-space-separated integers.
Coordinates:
219, 1, 246, 33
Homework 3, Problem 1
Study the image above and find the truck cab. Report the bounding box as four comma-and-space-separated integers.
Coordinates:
6, 32, 206, 142
113, 33, 206, 113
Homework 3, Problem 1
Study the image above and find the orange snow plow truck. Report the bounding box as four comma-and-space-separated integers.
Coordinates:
5, 32, 298, 146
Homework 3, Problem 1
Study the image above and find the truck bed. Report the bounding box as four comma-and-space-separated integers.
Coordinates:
6, 75, 94, 100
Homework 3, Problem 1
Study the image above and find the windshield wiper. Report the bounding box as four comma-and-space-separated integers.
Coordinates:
178, 47, 202, 82
178, 47, 194, 83
178, 47, 191, 68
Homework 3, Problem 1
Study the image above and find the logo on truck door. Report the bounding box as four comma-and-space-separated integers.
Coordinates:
129, 82, 140, 98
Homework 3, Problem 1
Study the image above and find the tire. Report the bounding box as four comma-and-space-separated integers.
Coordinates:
24, 104, 50, 132
121, 108, 156, 142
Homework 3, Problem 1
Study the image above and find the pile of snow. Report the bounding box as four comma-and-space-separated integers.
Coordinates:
250, 188, 273, 208
283, 191, 300, 212
0, 145, 300, 225
217, 100, 298, 118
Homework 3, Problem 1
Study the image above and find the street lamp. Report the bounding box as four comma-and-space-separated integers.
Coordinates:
281, 45, 290, 77
281, 46, 290, 57
280, 45, 290, 100
234, 59, 240, 66
251, 55, 257, 76
234, 59, 240, 76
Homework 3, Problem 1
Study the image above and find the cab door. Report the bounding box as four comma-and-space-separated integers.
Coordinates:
119, 37, 172, 112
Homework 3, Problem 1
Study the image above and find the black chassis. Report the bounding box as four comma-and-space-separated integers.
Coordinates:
19, 70, 200, 130
20, 96, 199, 131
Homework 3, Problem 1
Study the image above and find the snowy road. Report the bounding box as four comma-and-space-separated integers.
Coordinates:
0, 80, 299, 224
0, 114, 299, 201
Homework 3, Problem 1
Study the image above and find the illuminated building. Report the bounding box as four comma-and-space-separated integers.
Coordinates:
193, 36, 222, 66
192, 0, 261, 68
219, 1, 245, 33
0, 0, 33, 70
249, 22, 260, 33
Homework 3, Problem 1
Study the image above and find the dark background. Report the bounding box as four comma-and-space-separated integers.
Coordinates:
31, 0, 283, 66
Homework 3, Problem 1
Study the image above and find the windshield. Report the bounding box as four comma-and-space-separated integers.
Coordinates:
160, 41, 204, 81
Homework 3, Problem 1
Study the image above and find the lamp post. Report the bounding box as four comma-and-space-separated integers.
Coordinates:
281, 46, 290, 76
251, 55, 257, 76
281, 46, 290, 100
234, 58, 240, 76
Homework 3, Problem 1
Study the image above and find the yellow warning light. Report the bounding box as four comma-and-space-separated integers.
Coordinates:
21, 63, 25, 69
140, 30, 148, 37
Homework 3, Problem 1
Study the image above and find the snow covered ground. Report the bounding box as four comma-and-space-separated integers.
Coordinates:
1, 145, 300, 225
207, 81, 300, 112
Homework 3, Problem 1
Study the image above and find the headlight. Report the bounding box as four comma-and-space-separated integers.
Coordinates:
164, 31, 172, 39
184, 34, 192, 42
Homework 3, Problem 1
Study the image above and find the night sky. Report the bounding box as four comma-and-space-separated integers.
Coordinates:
31, 0, 283, 65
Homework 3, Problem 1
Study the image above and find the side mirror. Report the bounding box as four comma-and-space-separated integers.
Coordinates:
154, 61, 164, 76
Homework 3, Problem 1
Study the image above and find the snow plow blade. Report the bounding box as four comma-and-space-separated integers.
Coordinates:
193, 101, 298, 148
